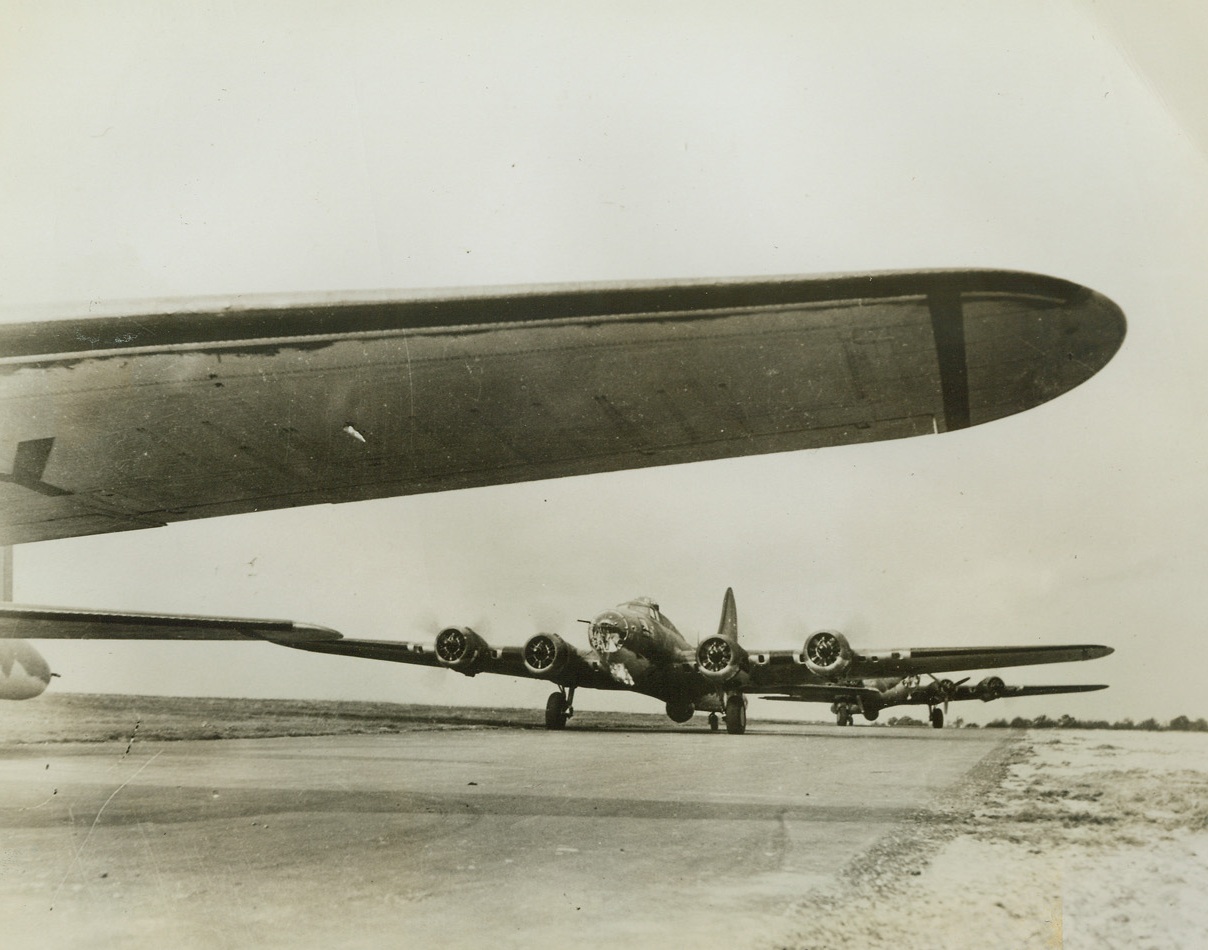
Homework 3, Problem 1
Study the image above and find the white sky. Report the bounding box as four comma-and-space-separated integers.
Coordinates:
2, 2, 1206, 723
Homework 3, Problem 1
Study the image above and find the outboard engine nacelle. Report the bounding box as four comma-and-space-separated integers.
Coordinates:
696, 636, 748, 682
434, 627, 490, 675
802, 630, 853, 678
977, 676, 1006, 701
523, 633, 575, 676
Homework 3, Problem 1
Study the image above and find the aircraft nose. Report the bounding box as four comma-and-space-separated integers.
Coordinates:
588, 611, 628, 655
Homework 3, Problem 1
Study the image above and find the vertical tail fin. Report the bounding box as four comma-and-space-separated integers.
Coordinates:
716, 587, 738, 641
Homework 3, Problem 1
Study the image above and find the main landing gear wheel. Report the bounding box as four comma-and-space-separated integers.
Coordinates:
930, 707, 944, 730
545, 689, 573, 730
836, 707, 854, 727
724, 695, 746, 735
708, 713, 720, 732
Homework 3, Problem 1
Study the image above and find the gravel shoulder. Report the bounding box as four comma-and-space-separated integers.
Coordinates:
772, 730, 1208, 950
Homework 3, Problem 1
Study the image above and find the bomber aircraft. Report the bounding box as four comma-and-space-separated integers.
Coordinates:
0, 270, 1126, 722
0, 589, 1110, 731
764, 670, 1109, 727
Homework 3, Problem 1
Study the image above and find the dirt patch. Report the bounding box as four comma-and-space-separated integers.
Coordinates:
771, 731, 1208, 950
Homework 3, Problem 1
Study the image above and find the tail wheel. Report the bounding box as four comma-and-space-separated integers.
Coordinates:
930, 707, 944, 730
708, 713, 720, 732
545, 691, 569, 730
836, 708, 853, 727
724, 695, 747, 735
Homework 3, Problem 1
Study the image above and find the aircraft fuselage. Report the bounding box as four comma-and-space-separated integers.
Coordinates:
586, 598, 718, 708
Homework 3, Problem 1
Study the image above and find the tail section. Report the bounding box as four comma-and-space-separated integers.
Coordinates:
697, 588, 746, 682
716, 587, 738, 641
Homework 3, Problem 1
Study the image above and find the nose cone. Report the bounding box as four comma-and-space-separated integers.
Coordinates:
0, 640, 53, 700
588, 610, 630, 655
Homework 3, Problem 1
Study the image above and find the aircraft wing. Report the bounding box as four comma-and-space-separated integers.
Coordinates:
754, 683, 885, 704
954, 681, 1109, 701
740, 642, 1112, 691
760, 681, 1108, 704
0, 604, 618, 690
838, 643, 1114, 678
0, 604, 343, 645
0, 269, 1125, 545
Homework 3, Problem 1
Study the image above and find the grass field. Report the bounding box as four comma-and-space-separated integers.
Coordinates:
0, 692, 693, 744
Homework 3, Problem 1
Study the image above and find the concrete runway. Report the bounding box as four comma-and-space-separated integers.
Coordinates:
0, 723, 1007, 949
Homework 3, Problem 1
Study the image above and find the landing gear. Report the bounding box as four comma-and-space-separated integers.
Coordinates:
835, 706, 854, 727
708, 713, 720, 732
929, 707, 944, 730
545, 687, 575, 730
724, 694, 747, 735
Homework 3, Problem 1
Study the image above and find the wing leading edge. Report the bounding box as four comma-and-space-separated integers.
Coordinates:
0, 604, 618, 690
0, 269, 1125, 545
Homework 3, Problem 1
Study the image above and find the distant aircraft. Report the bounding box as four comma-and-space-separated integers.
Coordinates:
0, 590, 1111, 731
763, 673, 1109, 727
0, 270, 1125, 718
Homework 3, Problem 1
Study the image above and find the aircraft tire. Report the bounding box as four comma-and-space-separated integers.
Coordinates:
708, 713, 720, 732
724, 695, 746, 735
545, 692, 569, 730
930, 707, 944, 730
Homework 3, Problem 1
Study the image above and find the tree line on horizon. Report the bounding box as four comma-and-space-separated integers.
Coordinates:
982, 714, 1208, 731
881, 714, 1208, 731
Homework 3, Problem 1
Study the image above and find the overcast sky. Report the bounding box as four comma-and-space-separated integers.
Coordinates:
3, 2, 1206, 724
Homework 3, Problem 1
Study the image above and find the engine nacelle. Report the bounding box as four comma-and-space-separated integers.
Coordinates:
696, 636, 748, 682
978, 676, 1006, 701
0, 640, 52, 700
522, 633, 575, 676
434, 627, 490, 675
802, 630, 853, 678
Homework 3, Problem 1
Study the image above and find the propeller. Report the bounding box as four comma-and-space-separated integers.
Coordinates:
926, 674, 970, 714
807, 632, 844, 666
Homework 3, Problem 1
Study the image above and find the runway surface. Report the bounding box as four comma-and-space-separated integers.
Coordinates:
0, 722, 1007, 949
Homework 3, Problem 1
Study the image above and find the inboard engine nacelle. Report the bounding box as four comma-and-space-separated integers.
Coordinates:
434, 627, 490, 675
696, 636, 748, 682
802, 630, 853, 677
522, 633, 576, 676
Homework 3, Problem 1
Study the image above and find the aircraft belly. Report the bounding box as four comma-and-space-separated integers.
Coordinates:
0, 271, 1125, 544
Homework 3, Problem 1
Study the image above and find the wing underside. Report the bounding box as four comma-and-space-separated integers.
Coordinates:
0, 270, 1125, 545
